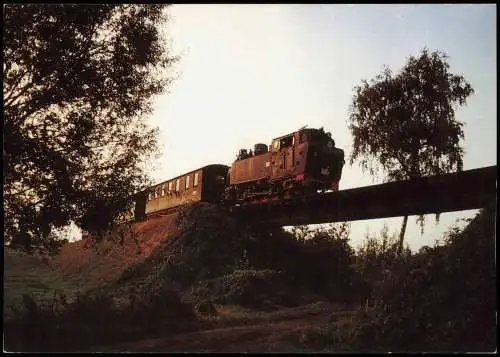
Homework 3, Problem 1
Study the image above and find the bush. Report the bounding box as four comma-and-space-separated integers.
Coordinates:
116, 205, 367, 312
189, 269, 301, 308
286, 223, 367, 304
116, 203, 247, 292
4, 287, 195, 352
353, 208, 496, 352
68, 292, 115, 322
354, 224, 411, 286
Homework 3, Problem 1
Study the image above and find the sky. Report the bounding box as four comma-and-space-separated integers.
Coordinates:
141, 4, 497, 251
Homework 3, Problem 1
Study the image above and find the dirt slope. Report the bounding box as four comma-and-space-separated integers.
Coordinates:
52, 213, 179, 288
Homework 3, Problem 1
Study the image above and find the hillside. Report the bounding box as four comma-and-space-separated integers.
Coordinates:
52, 213, 180, 288
4, 248, 81, 322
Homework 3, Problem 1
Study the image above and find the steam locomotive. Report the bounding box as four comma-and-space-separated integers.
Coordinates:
121, 126, 345, 222
224, 126, 345, 204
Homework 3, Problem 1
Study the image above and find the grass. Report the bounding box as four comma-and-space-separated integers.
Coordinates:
282, 306, 369, 352
196, 301, 354, 329
3, 248, 82, 321
52, 213, 179, 289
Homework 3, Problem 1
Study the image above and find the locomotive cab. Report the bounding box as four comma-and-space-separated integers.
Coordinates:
271, 135, 294, 151
298, 127, 345, 191
266, 127, 344, 192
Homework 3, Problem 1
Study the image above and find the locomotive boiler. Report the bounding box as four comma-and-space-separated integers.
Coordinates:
223, 127, 345, 204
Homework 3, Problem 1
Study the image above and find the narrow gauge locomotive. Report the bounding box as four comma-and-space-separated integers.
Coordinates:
223, 126, 345, 204
118, 126, 344, 223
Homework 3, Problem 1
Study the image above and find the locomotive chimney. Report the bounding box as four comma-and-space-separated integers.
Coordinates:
237, 148, 248, 160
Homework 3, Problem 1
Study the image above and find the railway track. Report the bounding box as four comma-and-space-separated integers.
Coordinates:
142, 165, 496, 227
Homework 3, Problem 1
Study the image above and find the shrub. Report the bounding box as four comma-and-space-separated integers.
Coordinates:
353, 208, 496, 352
117, 206, 367, 311
116, 203, 247, 292
189, 269, 299, 308
286, 223, 366, 304
4, 287, 195, 352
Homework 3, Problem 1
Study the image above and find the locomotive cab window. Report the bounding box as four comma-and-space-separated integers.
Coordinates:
280, 135, 293, 148
271, 140, 280, 152
194, 172, 199, 187
185, 175, 190, 189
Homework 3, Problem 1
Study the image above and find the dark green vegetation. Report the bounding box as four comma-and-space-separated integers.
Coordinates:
348, 48, 474, 252
294, 206, 496, 352
4, 288, 194, 352
3, 4, 177, 251
4, 203, 496, 352
4, 238, 195, 352
114, 204, 367, 309
3, 248, 82, 322
354, 206, 496, 352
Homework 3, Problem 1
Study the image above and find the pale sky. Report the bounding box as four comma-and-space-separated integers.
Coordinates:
144, 4, 496, 250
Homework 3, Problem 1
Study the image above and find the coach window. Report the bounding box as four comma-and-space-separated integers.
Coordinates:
161, 184, 165, 196
176, 178, 180, 192
154, 189, 159, 199
148, 192, 152, 201
168, 181, 173, 192
185, 175, 190, 189
194, 172, 199, 187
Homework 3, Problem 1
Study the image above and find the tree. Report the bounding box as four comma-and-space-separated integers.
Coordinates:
290, 225, 311, 242
354, 224, 411, 286
3, 4, 178, 251
348, 48, 474, 254
303, 222, 355, 301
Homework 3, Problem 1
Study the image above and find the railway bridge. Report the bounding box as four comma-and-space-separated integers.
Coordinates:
230, 166, 497, 226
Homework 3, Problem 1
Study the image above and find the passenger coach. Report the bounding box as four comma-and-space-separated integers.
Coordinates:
140, 164, 229, 218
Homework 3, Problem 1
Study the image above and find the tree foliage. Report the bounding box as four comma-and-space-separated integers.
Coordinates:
290, 222, 351, 244
348, 48, 474, 251
354, 224, 411, 286
3, 4, 177, 250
